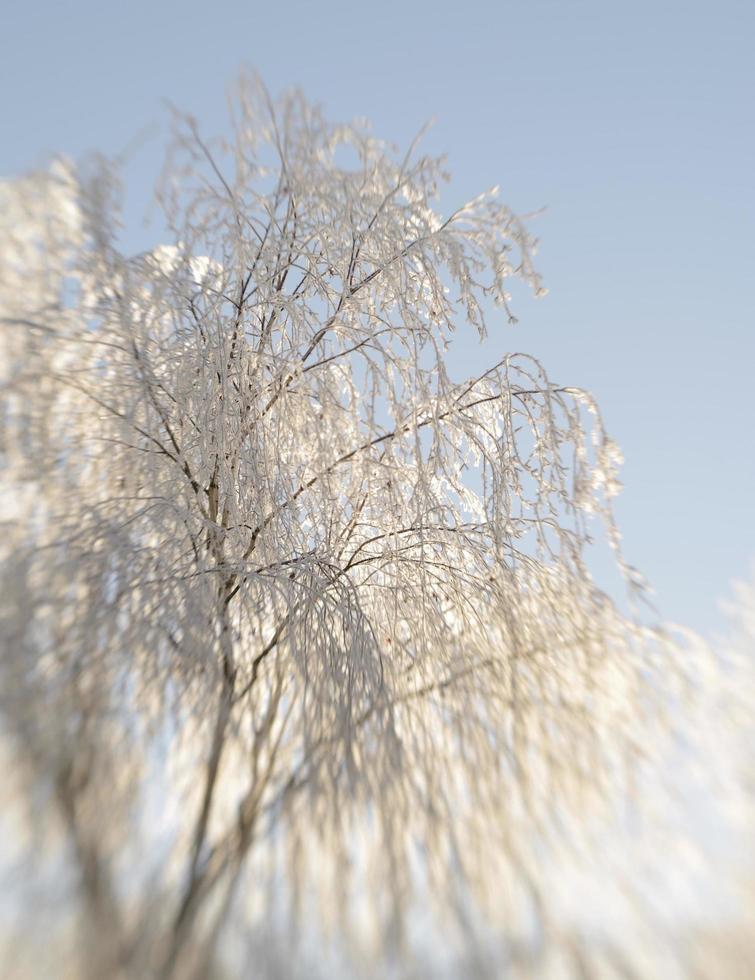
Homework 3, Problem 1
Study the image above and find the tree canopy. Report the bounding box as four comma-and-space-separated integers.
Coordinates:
1, 76, 752, 979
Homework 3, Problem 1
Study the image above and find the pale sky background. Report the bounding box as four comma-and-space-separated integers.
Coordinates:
2, 0, 753, 639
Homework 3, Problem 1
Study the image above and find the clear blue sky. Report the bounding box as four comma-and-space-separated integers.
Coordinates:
2, 0, 753, 638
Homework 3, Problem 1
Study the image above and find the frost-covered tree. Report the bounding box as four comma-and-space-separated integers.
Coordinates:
0, 77, 750, 979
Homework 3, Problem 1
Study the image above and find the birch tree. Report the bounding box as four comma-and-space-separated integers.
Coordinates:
1, 76, 748, 979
